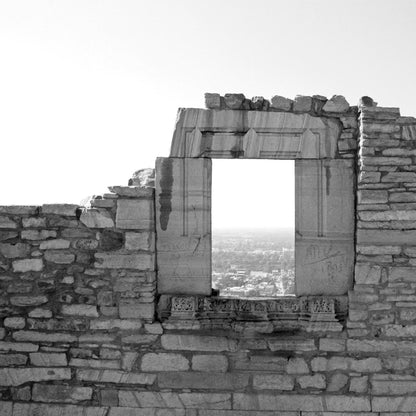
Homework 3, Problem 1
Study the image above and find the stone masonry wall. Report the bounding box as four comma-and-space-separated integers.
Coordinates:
1, 94, 416, 415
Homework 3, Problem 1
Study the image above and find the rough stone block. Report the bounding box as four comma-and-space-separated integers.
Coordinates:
30, 353, 68, 366
293, 95, 312, 112
90, 319, 142, 331
10, 295, 48, 307
32, 384, 93, 403
62, 304, 99, 318
4, 317, 25, 329
319, 338, 345, 352
12, 330, 77, 343
125, 232, 155, 251
0, 354, 28, 366
80, 209, 114, 228
270, 95, 293, 111
119, 301, 154, 319
39, 239, 70, 250
14, 403, 107, 416
161, 334, 237, 352
0, 341, 39, 352
0, 243, 30, 258
76, 369, 156, 385
326, 373, 348, 392
108, 186, 153, 198
141, 353, 189, 371
116, 199, 154, 230
22, 217, 46, 228
322, 95, 350, 113
0, 216, 17, 229
297, 374, 326, 389
44, 250, 75, 264
95, 253, 154, 270
268, 339, 316, 352
372, 396, 416, 412
41, 204, 79, 216
224, 93, 245, 109
191, 355, 228, 372
286, 357, 309, 374
205, 93, 222, 110
21, 229, 57, 240
253, 374, 294, 390
158, 372, 249, 390
0, 367, 70, 386
354, 264, 381, 284
12, 259, 43, 272
358, 189, 388, 204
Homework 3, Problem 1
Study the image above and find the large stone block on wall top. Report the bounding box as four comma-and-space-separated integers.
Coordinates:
295, 159, 354, 296
156, 157, 211, 295
116, 199, 154, 230
170, 108, 340, 159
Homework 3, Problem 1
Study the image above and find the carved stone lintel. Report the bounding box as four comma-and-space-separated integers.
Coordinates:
158, 295, 347, 332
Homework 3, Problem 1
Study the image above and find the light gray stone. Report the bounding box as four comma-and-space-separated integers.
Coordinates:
10, 295, 48, 307
382, 172, 416, 182
0, 341, 39, 352
32, 383, 93, 403
116, 199, 153, 230
41, 204, 79, 216
76, 369, 156, 385
12, 259, 43, 272
119, 301, 154, 319
161, 334, 237, 352
30, 353, 68, 366
90, 319, 142, 331
22, 217, 46, 228
13, 330, 77, 343
4, 317, 25, 329
297, 374, 326, 389
80, 209, 114, 228
158, 371, 249, 390
95, 253, 154, 270
0, 243, 30, 258
253, 374, 294, 390
286, 357, 309, 374
293, 95, 312, 112
358, 190, 388, 204
0, 353, 27, 366
14, 403, 107, 416
191, 354, 228, 372
62, 304, 99, 318
319, 338, 345, 352
69, 358, 120, 369
125, 232, 154, 251
224, 93, 245, 109
21, 229, 57, 240
0, 367, 70, 386
108, 186, 153, 198
44, 250, 75, 264
350, 376, 368, 393
28, 308, 52, 318
39, 239, 70, 250
268, 339, 316, 352
354, 264, 381, 284
326, 373, 348, 392
0, 216, 17, 229
322, 95, 350, 113
141, 353, 189, 371
270, 95, 293, 111
205, 93, 222, 110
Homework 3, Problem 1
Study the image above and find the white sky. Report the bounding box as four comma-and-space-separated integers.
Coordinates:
1, 0, 415, 228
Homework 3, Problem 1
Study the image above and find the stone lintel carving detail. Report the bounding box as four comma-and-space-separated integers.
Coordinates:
170, 109, 341, 159
158, 295, 347, 332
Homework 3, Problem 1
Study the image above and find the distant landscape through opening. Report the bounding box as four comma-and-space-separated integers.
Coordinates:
212, 159, 295, 297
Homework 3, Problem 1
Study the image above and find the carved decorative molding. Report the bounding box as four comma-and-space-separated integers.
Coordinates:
158, 295, 347, 332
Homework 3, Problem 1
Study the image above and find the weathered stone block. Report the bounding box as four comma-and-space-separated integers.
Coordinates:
119, 301, 154, 319
389, 266, 416, 282
69, 358, 120, 369
13, 330, 77, 343
95, 253, 154, 270
354, 263, 381, 284
372, 396, 416, 411
327, 373, 348, 392
253, 374, 294, 390
108, 186, 153, 198
44, 250, 75, 264
205, 93, 222, 110
32, 384, 92, 403
191, 354, 228, 372
268, 339, 316, 352
322, 95, 349, 113
10, 295, 48, 307
30, 353, 68, 366
358, 189, 388, 204
0, 243, 30, 258
0, 354, 27, 366
21, 230, 57, 240
158, 372, 249, 390
0, 216, 17, 229
125, 232, 154, 251
286, 357, 309, 374
141, 353, 189, 371
297, 374, 326, 389
76, 369, 156, 385
0, 341, 39, 352
270, 95, 293, 111
41, 204, 79, 216
0, 367, 70, 386
90, 319, 142, 331
161, 334, 237, 352
80, 208, 114, 228
62, 304, 99, 318
22, 217, 46, 228
293, 95, 312, 112
40, 239, 70, 250
319, 338, 345, 352
14, 403, 107, 416
4, 317, 25, 329
116, 199, 154, 230
12, 259, 43, 272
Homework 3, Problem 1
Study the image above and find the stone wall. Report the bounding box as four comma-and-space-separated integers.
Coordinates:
1, 93, 416, 415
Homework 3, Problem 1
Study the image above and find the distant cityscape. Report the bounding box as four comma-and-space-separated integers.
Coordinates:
212, 228, 295, 297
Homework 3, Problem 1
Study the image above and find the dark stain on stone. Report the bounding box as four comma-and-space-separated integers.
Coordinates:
159, 158, 173, 231
325, 164, 331, 196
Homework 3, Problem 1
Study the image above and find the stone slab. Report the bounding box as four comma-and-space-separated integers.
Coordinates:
116, 199, 154, 230
170, 109, 340, 159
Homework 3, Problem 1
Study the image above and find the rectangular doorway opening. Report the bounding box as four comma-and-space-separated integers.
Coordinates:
212, 159, 295, 298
